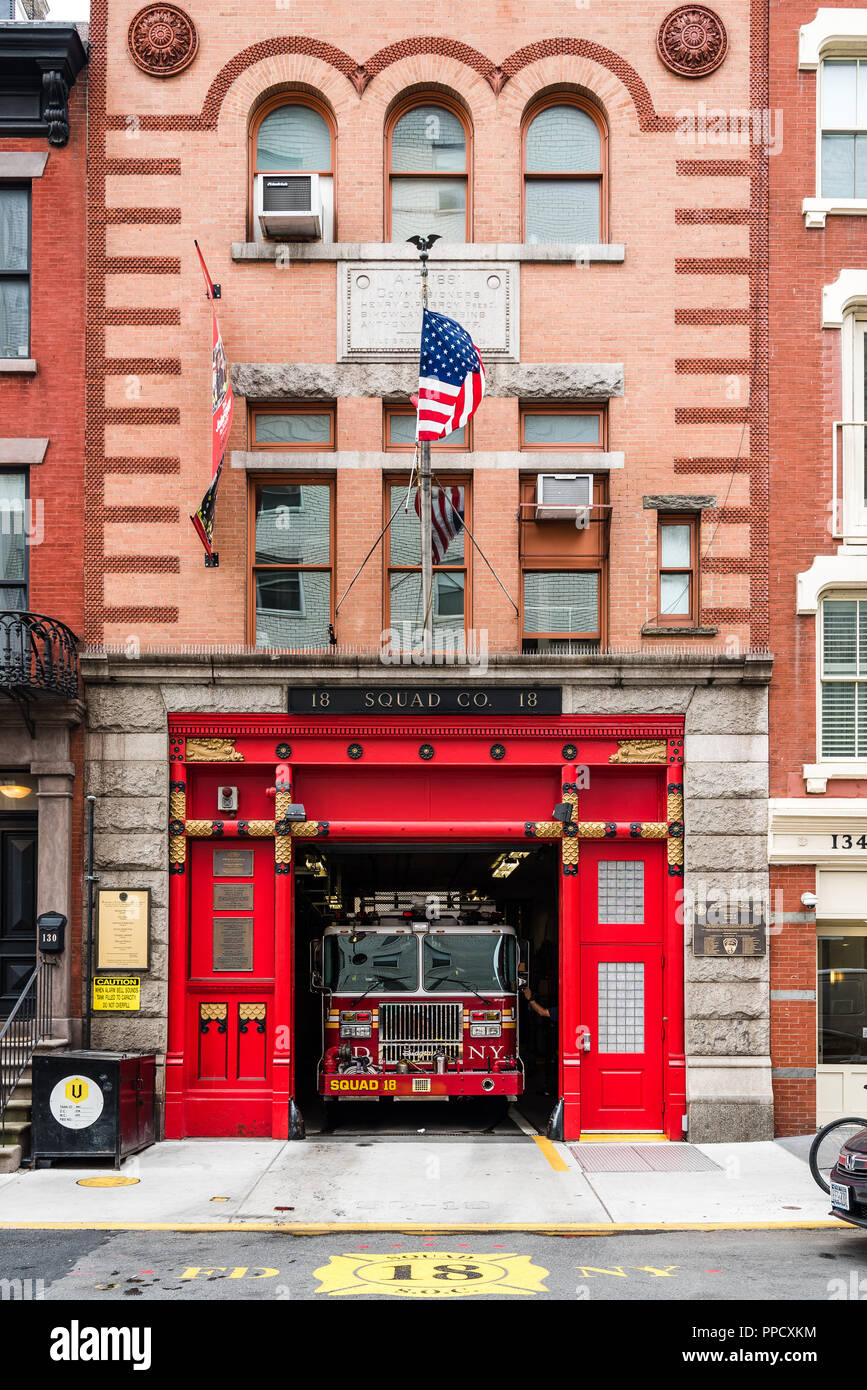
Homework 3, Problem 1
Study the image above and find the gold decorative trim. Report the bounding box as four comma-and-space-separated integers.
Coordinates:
169, 834, 185, 864
244, 821, 275, 837
186, 737, 244, 763
239, 1002, 266, 1022
274, 789, 291, 821
668, 785, 684, 822
527, 822, 562, 838
185, 820, 218, 838
275, 836, 292, 865
668, 837, 684, 869
292, 821, 324, 837
561, 837, 580, 867
200, 1002, 227, 1022
609, 739, 668, 764
640, 823, 669, 839
577, 822, 609, 838
169, 786, 186, 822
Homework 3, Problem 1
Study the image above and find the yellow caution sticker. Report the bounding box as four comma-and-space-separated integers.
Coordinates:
76, 1177, 140, 1188
313, 1252, 549, 1298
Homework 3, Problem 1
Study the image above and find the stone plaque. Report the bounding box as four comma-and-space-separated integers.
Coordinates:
213, 917, 254, 972
338, 261, 519, 363
693, 906, 767, 958
288, 684, 561, 714
213, 848, 254, 877
213, 882, 254, 911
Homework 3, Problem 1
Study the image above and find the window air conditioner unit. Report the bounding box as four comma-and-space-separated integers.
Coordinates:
255, 172, 322, 240
534, 473, 593, 521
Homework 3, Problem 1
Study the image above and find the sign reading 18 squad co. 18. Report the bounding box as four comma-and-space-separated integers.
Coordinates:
288, 686, 562, 715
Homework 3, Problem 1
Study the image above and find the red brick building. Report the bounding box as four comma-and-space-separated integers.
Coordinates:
80, 0, 776, 1143
0, 21, 88, 1086
769, 1, 867, 1135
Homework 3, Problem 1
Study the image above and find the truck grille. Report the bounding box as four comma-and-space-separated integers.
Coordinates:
379, 1002, 463, 1065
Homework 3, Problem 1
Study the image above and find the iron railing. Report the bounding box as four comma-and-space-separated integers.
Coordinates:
0, 961, 52, 1145
0, 612, 79, 701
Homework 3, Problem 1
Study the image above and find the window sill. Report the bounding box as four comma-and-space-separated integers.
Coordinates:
803, 762, 867, 794
641, 624, 718, 636
231, 241, 626, 264
0, 359, 36, 374
803, 197, 867, 228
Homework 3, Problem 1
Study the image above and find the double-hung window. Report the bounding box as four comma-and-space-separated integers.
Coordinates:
820, 59, 867, 199
0, 471, 27, 611
387, 99, 470, 243
251, 480, 333, 650
820, 595, 867, 758
0, 187, 30, 360
386, 476, 469, 640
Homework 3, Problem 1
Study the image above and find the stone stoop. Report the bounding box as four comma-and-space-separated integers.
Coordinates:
0, 1037, 69, 1172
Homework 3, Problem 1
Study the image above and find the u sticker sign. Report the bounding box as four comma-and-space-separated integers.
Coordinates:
49, 1075, 105, 1130
314, 1253, 549, 1298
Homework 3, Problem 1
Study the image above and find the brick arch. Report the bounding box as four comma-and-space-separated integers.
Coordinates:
217, 55, 358, 140
106, 34, 665, 132
500, 39, 666, 131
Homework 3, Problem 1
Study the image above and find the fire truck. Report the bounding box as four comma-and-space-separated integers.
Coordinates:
311, 896, 527, 1105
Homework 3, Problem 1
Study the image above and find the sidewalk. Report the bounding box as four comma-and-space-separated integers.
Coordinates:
0, 1133, 837, 1231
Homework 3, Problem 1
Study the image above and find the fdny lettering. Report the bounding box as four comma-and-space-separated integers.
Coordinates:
328, 1078, 397, 1093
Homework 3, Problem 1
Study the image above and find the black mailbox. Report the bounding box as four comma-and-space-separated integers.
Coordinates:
37, 910, 66, 954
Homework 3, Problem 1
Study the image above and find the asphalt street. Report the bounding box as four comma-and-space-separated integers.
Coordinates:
1, 1226, 865, 1301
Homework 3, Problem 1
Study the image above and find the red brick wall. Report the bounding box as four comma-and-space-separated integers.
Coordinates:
770, 866, 817, 1135
86, 0, 767, 656
0, 80, 88, 636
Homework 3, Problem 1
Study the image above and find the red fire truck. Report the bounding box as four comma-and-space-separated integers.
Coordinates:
311, 897, 526, 1106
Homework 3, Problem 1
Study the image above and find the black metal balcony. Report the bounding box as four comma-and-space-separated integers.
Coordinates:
0, 612, 79, 702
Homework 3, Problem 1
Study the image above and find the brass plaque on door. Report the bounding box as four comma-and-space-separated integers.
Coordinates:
213, 848, 254, 878
213, 882, 254, 911
213, 917, 254, 972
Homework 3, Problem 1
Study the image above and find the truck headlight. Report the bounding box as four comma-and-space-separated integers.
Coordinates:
339, 1024, 372, 1038
470, 1024, 501, 1037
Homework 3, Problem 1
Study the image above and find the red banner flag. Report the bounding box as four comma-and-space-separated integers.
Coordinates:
190, 241, 234, 560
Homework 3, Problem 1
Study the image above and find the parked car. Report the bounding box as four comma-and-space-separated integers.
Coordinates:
829, 1129, 867, 1229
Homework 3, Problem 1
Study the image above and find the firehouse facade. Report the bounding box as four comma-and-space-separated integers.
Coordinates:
80, 0, 774, 1143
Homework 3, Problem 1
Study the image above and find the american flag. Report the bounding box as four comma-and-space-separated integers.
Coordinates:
414, 484, 464, 564
416, 308, 486, 442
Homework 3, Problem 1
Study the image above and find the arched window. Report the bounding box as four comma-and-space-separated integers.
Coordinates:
523, 97, 606, 244
250, 96, 335, 242
386, 97, 470, 243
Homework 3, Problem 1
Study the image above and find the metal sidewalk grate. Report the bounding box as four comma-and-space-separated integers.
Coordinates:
569, 1142, 722, 1173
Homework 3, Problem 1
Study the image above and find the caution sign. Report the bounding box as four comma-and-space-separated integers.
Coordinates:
49, 1075, 105, 1130
313, 1252, 549, 1298
93, 975, 141, 1011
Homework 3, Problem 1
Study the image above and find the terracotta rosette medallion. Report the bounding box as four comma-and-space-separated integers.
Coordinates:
656, 5, 728, 78
128, 4, 199, 77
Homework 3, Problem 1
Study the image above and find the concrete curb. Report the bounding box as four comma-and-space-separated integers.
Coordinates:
0, 1219, 843, 1234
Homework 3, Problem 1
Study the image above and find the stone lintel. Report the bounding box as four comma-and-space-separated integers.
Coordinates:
643, 494, 718, 511
231, 362, 624, 401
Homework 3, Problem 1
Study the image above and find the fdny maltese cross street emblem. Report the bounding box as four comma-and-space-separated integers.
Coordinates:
313, 1252, 549, 1298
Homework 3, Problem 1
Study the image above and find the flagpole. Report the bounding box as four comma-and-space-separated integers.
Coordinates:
409, 234, 440, 656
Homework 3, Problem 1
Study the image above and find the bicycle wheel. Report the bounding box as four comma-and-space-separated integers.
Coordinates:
809, 1117, 867, 1194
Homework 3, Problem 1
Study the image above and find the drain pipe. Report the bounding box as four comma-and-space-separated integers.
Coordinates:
84, 795, 98, 1049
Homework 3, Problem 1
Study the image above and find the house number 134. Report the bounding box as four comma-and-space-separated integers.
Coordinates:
830, 834, 867, 849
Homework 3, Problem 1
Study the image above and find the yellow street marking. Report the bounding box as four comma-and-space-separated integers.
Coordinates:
314, 1252, 549, 1297
76, 1177, 140, 1188
0, 1219, 843, 1234
576, 1133, 668, 1143
533, 1136, 571, 1171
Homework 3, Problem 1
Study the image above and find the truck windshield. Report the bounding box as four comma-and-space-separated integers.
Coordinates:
323, 933, 418, 993
422, 935, 517, 993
